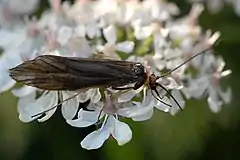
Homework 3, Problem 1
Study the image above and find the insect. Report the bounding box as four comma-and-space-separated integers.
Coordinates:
9, 47, 211, 115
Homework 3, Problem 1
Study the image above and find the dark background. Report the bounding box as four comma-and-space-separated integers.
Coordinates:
0, 1, 240, 160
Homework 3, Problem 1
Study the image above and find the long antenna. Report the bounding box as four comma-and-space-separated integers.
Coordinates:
31, 92, 81, 118
159, 46, 212, 78
158, 83, 183, 111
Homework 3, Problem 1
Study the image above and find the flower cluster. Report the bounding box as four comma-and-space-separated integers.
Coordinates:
0, 0, 231, 150
189, 0, 240, 16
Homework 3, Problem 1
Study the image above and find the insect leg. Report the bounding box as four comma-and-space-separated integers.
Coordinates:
31, 92, 81, 118
151, 89, 172, 108
157, 83, 183, 111
112, 86, 134, 90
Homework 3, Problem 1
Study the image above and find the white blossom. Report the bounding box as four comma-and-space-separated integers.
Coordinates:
0, 0, 232, 150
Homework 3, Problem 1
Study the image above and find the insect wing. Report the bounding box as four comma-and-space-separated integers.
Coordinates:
9, 55, 140, 90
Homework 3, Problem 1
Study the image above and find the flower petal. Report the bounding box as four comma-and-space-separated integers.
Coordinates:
61, 92, 79, 120
188, 76, 209, 99
169, 90, 185, 115
116, 41, 134, 53
111, 117, 132, 145
18, 91, 58, 122
86, 23, 100, 39
154, 96, 171, 113
12, 86, 36, 97
17, 92, 36, 113
131, 107, 154, 121
0, 71, 16, 93
218, 87, 232, 104
103, 25, 116, 44
74, 24, 86, 37
91, 88, 102, 103
133, 26, 152, 40
207, 96, 222, 113
81, 127, 110, 150
118, 87, 142, 103
57, 26, 73, 45
67, 109, 100, 127
207, 86, 222, 113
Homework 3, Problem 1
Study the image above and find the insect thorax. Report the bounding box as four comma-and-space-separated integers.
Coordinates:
132, 62, 147, 81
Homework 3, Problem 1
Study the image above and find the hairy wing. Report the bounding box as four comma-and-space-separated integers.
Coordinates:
9, 55, 137, 90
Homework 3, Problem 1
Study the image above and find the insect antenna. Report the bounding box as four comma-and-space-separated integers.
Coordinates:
153, 46, 214, 110
157, 83, 183, 111
31, 92, 81, 118
159, 46, 213, 78
150, 89, 172, 108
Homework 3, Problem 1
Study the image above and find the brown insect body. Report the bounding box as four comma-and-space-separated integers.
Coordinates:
9, 55, 147, 91
10, 45, 211, 112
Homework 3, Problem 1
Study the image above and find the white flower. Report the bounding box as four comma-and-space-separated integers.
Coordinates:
0, 50, 22, 93
67, 91, 132, 149
97, 25, 134, 57
183, 54, 231, 113
17, 91, 59, 122
0, 0, 233, 150
16, 88, 101, 122
81, 116, 132, 150
142, 0, 180, 22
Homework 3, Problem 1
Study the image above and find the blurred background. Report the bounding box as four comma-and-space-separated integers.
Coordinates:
0, 0, 240, 160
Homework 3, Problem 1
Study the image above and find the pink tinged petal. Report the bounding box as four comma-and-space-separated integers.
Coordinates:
67, 109, 100, 127
103, 25, 116, 44
61, 92, 79, 120
112, 117, 132, 145
12, 86, 36, 97
0, 71, 16, 93
74, 24, 86, 37
81, 129, 110, 150
57, 26, 73, 45
18, 91, 58, 122
116, 41, 134, 53
103, 92, 117, 115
